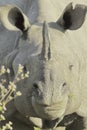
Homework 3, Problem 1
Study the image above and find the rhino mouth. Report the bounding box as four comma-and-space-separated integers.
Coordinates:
32, 96, 68, 120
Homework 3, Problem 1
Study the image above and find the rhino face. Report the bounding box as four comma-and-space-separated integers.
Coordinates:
10, 22, 69, 120
2, 3, 87, 120
27, 24, 69, 120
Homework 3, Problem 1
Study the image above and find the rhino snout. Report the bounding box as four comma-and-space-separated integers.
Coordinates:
31, 82, 68, 120
32, 82, 52, 106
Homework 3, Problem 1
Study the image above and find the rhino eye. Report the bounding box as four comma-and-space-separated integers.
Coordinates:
62, 82, 67, 87
33, 83, 41, 96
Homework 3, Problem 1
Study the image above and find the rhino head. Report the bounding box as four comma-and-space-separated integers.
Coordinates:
1, 3, 87, 122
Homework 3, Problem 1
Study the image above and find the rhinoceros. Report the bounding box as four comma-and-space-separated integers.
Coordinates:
0, 0, 87, 130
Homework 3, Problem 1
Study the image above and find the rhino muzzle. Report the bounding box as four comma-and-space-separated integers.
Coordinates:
32, 95, 68, 120
31, 81, 68, 120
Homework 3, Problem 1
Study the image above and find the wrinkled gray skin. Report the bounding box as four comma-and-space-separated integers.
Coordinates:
0, 0, 87, 130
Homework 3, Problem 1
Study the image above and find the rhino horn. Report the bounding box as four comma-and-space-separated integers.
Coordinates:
41, 21, 51, 61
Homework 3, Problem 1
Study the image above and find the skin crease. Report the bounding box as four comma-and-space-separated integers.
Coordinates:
0, 0, 87, 130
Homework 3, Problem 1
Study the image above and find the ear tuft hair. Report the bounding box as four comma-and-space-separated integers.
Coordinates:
8, 7, 25, 31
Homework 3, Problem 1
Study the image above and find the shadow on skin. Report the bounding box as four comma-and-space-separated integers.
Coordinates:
43, 113, 84, 130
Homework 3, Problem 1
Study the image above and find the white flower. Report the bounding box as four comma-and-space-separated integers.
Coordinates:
17, 64, 24, 74
8, 82, 16, 91
16, 91, 22, 96
0, 66, 6, 75
21, 74, 24, 79
8, 121, 12, 125
2, 105, 7, 111
25, 71, 29, 78
0, 114, 5, 121
6, 68, 10, 74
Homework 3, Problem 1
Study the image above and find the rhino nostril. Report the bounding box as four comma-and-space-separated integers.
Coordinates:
33, 83, 42, 97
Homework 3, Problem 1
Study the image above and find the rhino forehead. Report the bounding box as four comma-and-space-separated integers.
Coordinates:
28, 25, 71, 57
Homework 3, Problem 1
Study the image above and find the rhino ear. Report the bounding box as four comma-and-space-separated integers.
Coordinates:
57, 3, 87, 30
0, 5, 30, 32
